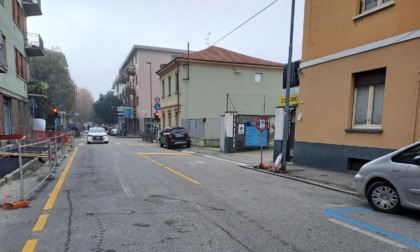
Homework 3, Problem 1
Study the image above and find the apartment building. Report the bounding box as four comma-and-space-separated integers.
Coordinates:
156, 46, 283, 146
112, 45, 188, 136
294, 0, 420, 171
0, 0, 44, 138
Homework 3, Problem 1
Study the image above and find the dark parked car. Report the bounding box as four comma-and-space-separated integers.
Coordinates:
159, 127, 191, 149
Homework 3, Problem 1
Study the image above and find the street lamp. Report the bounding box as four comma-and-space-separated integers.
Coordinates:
146, 62, 152, 142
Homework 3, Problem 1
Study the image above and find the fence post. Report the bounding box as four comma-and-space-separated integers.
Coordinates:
61, 134, 65, 158
48, 140, 52, 173
54, 135, 58, 165
18, 141, 25, 201
2, 141, 30, 209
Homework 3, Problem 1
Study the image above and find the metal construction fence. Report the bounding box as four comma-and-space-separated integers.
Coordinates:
0, 132, 73, 209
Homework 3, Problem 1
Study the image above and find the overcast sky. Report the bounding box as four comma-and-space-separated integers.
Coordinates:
27, 0, 304, 101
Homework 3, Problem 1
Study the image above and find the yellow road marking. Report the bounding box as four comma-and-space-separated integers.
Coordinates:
44, 147, 78, 210
138, 153, 199, 185
115, 142, 122, 145
138, 152, 192, 155
21, 239, 37, 252
33, 214, 49, 232
127, 143, 134, 146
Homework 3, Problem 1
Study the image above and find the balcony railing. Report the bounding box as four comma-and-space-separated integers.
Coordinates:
22, 0, 42, 16
125, 65, 136, 76
0, 42, 6, 73
25, 33, 45, 57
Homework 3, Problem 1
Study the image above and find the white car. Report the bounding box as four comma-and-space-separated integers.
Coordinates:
354, 141, 420, 213
87, 127, 109, 144
109, 128, 118, 136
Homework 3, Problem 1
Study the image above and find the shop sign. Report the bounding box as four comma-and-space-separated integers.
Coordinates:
124, 107, 133, 118
279, 94, 299, 107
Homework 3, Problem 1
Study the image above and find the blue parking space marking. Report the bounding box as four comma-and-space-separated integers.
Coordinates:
325, 207, 420, 248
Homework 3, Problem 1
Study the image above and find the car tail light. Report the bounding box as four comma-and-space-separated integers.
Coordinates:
187, 132, 190, 137
167, 133, 172, 139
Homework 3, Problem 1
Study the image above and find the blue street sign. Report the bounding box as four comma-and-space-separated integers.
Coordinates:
154, 104, 161, 110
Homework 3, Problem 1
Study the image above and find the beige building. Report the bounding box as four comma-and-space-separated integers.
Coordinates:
295, 1, 420, 171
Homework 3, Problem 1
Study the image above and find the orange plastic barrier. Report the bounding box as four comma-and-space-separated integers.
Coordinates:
32, 131, 71, 146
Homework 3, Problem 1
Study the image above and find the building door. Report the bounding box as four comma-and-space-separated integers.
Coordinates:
3, 97, 13, 135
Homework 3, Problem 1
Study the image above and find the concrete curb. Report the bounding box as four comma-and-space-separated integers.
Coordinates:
186, 150, 360, 197
238, 164, 360, 196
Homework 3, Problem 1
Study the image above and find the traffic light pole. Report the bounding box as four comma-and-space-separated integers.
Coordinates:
281, 0, 296, 171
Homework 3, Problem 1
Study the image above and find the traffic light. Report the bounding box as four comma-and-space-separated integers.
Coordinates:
53, 108, 59, 117
154, 111, 159, 120
283, 60, 301, 89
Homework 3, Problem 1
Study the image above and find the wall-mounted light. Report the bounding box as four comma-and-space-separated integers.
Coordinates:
232, 68, 241, 75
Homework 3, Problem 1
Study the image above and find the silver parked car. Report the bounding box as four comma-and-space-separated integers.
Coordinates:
87, 127, 109, 144
354, 141, 420, 213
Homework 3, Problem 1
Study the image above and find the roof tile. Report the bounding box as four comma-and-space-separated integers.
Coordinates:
178, 46, 282, 67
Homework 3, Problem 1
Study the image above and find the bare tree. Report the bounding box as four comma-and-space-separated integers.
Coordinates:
75, 87, 94, 123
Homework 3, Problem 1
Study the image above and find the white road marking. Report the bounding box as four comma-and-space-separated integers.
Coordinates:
188, 161, 207, 166
182, 150, 249, 166
113, 156, 133, 197
328, 218, 409, 249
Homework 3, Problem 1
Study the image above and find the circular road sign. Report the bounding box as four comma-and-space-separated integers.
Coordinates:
256, 115, 269, 131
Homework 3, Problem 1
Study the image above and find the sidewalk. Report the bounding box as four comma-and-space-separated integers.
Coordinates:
186, 146, 359, 196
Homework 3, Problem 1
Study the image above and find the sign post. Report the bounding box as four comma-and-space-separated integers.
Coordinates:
256, 115, 269, 168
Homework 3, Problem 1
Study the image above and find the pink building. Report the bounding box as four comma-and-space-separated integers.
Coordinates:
112, 45, 188, 137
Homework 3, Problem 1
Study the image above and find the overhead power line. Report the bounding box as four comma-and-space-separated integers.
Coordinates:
212, 0, 278, 46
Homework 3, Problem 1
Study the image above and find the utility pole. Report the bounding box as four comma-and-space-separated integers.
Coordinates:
146, 62, 152, 142
282, 0, 296, 171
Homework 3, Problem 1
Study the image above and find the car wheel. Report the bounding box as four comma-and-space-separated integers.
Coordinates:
166, 140, 171, 149
160, 141, 163, 147
186, 143, 191, 148
367, 181, 401, 213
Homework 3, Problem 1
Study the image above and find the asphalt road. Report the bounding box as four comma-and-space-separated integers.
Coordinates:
1, 136, 420, 251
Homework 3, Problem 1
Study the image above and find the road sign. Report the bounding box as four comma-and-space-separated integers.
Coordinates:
256, 115, 269, 131
154, 104, 161, 110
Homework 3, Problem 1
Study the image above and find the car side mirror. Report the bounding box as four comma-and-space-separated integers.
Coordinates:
414, 156, 420, 166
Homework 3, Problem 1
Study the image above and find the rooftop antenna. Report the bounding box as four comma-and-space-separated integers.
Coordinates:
205, 32, 211, 47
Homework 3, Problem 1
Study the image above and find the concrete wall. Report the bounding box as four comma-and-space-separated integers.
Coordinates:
178, 63, 282, 120
0, 0, 28, 99
159, 62, 283, 130
296, 0, 420, 170
302, 0, 420, 61
0, 0, 31, 136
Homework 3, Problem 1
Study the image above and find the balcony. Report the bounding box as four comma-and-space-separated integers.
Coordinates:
23, 0, 42, 16
0, 42, 6, 73
25, 33, 45, 57
124, 86, 136, 96
116, 73, 129, 84
125, 65, 136, 76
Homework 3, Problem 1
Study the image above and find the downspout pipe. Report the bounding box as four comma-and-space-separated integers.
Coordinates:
412, 70, 420, 142
177, 62, 180, 126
